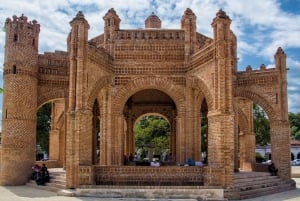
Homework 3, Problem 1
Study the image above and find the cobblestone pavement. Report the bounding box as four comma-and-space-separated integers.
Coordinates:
0, 173, 300, 201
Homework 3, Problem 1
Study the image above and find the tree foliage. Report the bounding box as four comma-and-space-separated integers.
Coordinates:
36, 102, 51, 154
253, 105, 300, 144
134, 115, 170, 155
289, 112, 300, 140
253, 104, 270, 146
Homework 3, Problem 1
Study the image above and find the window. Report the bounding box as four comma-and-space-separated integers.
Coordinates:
12, 65, 17, 74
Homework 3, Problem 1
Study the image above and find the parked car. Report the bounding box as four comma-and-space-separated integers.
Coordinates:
291, 159, 300, 166
262, 160, 272, 164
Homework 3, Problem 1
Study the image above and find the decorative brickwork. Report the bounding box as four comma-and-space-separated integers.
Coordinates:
93, 166, 203, 186
0, 8, 290, 193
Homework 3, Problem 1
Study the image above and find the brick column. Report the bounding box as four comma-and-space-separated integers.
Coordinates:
127, 111, 135, 157
49, 129, 60, 160
246, 132, 256, 165
78, 109, 93, 165
65, 111, 78, 188
207, 112, 234, 186
113, 114, 125, 165
176, 115, 185, 163
270, 120, 291, 180
170, 110, 176, 161
239, 132, 246, 170
66, 109, 93, 188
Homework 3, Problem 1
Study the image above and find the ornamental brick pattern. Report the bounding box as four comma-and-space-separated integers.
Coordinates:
0, 8, 290, 190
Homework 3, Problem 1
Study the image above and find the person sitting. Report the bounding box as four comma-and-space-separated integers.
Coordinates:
150, 158, 161, 166
186, 158, 195, 166
268, 162, 278, 176
129, 153, 134, 162
35, 164, 50, 185
31, 164, 41, 180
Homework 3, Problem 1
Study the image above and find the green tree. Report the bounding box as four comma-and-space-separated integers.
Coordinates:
134, 115, 170, 155
36, 102, 52, 154
289, 112, 300, 140
253, 104, 270, 146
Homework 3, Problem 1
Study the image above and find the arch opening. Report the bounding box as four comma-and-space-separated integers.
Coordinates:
122, 89, 176, 165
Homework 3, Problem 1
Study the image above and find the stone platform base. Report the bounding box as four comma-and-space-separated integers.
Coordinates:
74, 186, 227, 200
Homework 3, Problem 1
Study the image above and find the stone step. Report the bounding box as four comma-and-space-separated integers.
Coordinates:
233, 176, 283, 188
26, 180, 61, 193
75, 186, 227, 200
224, 172, 296, 200
26, 169, 67, 193
237, 179, 290, 191
234, 173, 273, 180
239, 182, 295, 200
50, 178, 66, 185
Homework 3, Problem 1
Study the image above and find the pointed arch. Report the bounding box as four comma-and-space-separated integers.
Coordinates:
234, 89, 276, 122
86, 75, 114, 109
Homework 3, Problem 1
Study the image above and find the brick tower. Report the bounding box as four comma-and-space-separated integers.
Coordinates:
0, 14, 40, 185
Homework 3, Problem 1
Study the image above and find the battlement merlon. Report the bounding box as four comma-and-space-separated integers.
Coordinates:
275, 47, 287, 72
70, 11, 89, 28
5, 14, 40, 51
5, 14, 40, 32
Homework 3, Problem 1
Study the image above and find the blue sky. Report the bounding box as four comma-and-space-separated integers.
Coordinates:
0, 0, 299, 126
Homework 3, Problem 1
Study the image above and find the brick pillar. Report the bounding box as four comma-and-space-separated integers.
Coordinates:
113, 114, 125, 165
233, 104, 239, 172
185, 87, 195, 160
270, 120, 291, 180
127, 111, 135, 157
239, 131, 255, 171
170, 110, 176, 161
49, 129, 60, 160
207, 112, 234, 186
246, 132, 256, 165
65, 111, 78, 188
176, 115, 185, 164
78, 109, 93, 165
239, 132, 246, 170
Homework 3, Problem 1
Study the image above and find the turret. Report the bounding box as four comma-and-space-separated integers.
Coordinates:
181, 8, 197, 59
69, 11, 89, 111
275, 47, 287, 72
103, 8, 121, 54
67, 11, 90, 188
211, 9, 233, 113
145, 12, 161, 28
0, 14, 40, 185
274, 47, 289, 120
211, 9, 231, 42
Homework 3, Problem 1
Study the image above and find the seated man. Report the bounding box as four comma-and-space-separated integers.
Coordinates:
268, 162, 278, 176
186, 158, 195, 166
150, 158, 161, 167
31, 164, 41, 180
35, 164, 50, 185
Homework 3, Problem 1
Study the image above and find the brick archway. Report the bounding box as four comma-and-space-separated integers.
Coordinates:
234, 89, 276, 122
113, 76, 185, 115
186, 76, 213, 112
37, 89, 67, 108
237, 106, 250, 132
86, 75, 114, 109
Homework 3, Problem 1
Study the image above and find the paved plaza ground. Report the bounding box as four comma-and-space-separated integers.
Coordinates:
0, 168, 300, 201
